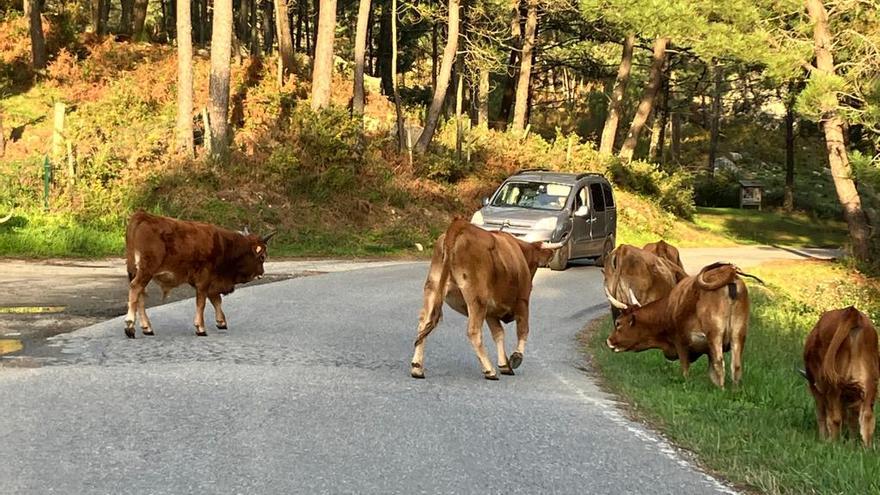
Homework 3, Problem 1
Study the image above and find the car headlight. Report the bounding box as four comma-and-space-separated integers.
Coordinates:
471, 211, 484, 225
534, 217, 557, 231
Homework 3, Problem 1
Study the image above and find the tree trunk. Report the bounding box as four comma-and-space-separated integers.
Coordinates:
707, 62, 723, 174
511, 0, 537, 133
477, 67, 489, 127
250, 0, 260, 54
311, 0, 320, 57
806, 0, 871, 259
303, 0, 312, 56
618, 36, 668, 162
310, 0, 337, 111
654, 74, 670, 166
200, 0, 210, 44
176, 0, 194, 155
783, 85, 795, 211
209, 0, 233, 157
262, 0, 274, 54
391, 0, 405, 151
599, 34, 634, 155
90, 0, 106, 34
496, 0, 521, 130
28, 0, 47, 70
274, 0, 295, 78
414, 0, 459, 153
352, 0, 371, 115
670, 111, 681, 165
431, 20, 438, 89
132, 0, 149, 40
239, 0, 251, 46
121, 0, 134, 35
377, 3, 393, 96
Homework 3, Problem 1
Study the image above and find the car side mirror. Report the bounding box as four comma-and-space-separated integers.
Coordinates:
481, 197, 489, 207
574, 205, 590, 217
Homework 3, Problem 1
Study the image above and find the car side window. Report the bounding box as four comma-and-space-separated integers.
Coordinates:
573, 187, 588, 210
589, 183, 605, 212
602, 183, 615, 208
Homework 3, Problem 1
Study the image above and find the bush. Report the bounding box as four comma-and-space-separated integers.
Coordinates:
609, 159, 695, 218
693, 169, 740, 208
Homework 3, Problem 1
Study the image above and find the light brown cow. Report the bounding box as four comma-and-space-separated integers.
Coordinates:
643, 239, 684, 270
124, 210, 274, 338
605, 262, 758, 388
602, 243, 688, 319
410, 219, 559, 380
803, 306, 878, 446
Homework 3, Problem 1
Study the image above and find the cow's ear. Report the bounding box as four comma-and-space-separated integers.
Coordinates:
629, 315, 636, 326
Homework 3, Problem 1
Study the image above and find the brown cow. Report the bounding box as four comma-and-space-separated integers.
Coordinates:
803, 307, 878, 446
410, 219, 559, 380
602, 244, 688, 319
605, 262, 758, 388
124, 210, 274, 338
643, 239, 684, 270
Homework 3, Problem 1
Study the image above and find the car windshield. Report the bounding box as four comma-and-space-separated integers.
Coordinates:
491, 181, 571, 211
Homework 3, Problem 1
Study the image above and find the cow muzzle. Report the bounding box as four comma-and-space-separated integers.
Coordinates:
605, 338, 622, 353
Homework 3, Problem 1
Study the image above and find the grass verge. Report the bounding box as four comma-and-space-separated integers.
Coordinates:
693, 207, 847, 248
584, 260, 880, 494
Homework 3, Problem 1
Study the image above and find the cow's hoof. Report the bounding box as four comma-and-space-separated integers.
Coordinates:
195, 330, 208, 337
484, 370, 499, 381
411, 362, 425, 379
216, 322, 228, 330
142, 329, 154, 336
509, 352, 523, 369
499, 364, 515, 376
124, 322, 136, 339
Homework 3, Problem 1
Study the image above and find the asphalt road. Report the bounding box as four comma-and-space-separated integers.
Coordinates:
0, 261, 738, 495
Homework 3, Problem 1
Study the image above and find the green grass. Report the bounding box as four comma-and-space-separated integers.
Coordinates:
586, 261, 880, 494
693, 207, 847, 248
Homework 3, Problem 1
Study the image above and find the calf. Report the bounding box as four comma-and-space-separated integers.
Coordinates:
124, 210, 274, 338
410, 219, 559, 380
803, 307, 878, 446
606, 262, 757, 388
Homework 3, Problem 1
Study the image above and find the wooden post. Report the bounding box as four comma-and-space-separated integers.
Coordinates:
52, 102, 65, 160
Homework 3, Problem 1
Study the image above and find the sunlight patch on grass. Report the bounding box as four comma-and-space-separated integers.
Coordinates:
693, 207, 847, 248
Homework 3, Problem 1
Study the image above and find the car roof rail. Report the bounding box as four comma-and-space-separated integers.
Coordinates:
575, 172, 606, 180
514, 168, 550, 175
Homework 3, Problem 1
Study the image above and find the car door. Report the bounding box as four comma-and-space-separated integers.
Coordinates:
588, 182, 608, 254
601, 182, 617, 242
569, 186, 591, 258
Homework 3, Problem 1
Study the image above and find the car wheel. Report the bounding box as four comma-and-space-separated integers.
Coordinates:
596, 237, 614, 267
549, 237, 571, 271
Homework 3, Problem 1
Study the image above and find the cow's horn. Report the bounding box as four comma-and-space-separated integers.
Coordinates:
627, 288, 641, 307
241, 226, 250, 235
261, 231, 277, 243
605, 287, 629, 310
0, 210, 12, 224
541, 241, 564, 249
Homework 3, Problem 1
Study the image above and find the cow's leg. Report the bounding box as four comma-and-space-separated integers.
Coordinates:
675, 342, 691, 379
137, 292, 154, 336
707, 329, 726, 389
464, 299, 496, 380
859, 382, 876, 447
810, 384, 829, 440
729, 304, 748, 386
825, 393, 844, 441
125, 272, 151, 339
487, 318, 513, 375
410, 255, 447, 379
194, 290, 208, 336
510, 301, 530, 370
209, 294, 227, 329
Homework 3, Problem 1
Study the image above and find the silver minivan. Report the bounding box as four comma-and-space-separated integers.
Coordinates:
471, 170, 617, 270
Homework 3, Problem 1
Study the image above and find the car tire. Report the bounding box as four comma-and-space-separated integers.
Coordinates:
549, 237, 571, 271
596, 237, 614, 267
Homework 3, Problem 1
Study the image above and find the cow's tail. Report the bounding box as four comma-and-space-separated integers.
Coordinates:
821, 306, 861, 386
696, 263, 764, 293
414, 232, 455, 347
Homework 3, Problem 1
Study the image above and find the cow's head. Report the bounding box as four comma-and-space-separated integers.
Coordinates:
237, 231, 276, 282
605, 288, 656, 353
521, 241, 562, 277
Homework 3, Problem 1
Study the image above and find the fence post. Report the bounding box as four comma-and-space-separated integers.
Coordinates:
53, 102, 66, 160
43, 156, 52, 210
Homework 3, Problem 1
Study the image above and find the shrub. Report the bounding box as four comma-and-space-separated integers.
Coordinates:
609, 159, 695, 218
693, 169, 740, 208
